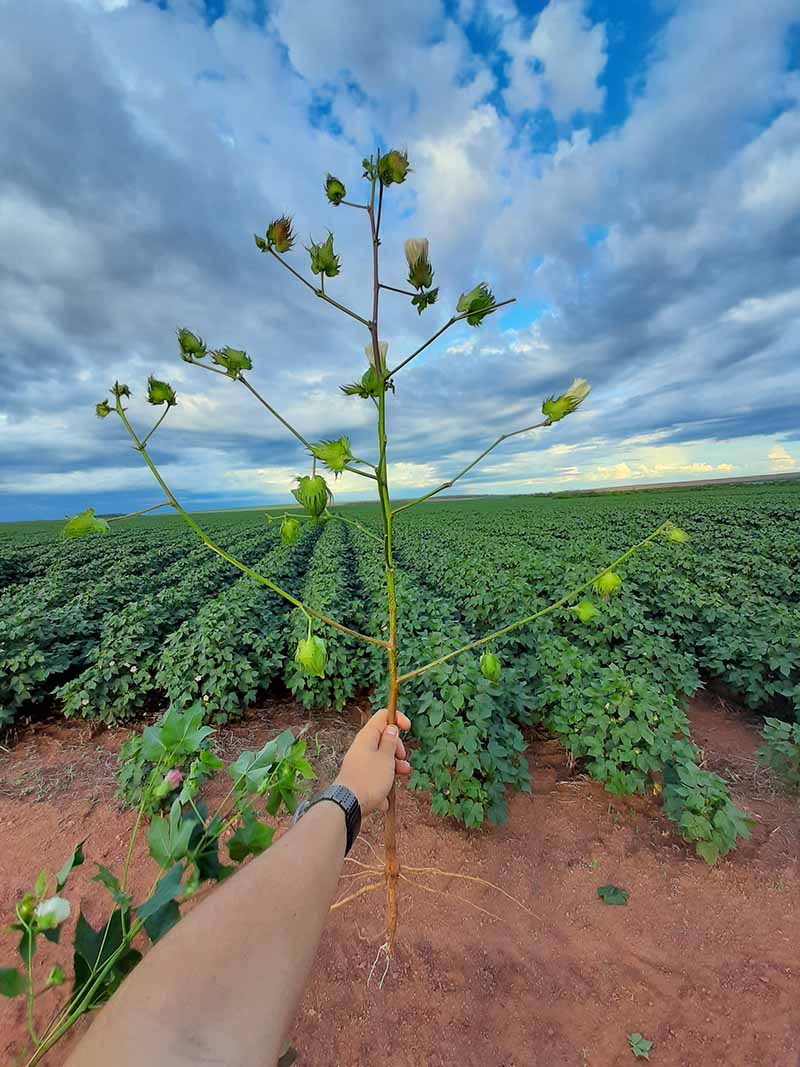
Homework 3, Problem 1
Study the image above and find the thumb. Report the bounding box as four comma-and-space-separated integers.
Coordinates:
378, 723, 398, 759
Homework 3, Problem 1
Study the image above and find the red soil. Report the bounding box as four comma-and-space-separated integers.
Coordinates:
1, 692, 798, 1066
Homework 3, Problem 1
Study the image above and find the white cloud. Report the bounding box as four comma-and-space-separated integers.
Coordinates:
1, 0, 799, 517
503, 0, 607, 121
768, 444, 796, 472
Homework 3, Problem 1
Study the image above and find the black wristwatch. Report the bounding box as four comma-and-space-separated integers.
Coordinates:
292, 784, 362, 855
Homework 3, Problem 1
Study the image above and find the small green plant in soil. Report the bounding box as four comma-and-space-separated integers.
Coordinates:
628, 1032, 653, 1060
757, 717, 800, 789
597, 884, 629, 905
0, 705, 313, 1066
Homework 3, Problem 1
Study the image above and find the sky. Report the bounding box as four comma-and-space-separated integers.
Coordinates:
1, 0, 799, 520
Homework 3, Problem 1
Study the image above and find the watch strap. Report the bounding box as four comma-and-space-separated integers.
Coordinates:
299, 784, 362, 855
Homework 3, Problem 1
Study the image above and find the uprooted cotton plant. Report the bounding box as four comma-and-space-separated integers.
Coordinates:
53, 149, 706, 962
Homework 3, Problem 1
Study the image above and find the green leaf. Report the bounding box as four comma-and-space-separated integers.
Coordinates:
0, 967, 28, 997
695, 840, 720, 865
265, 787, 282, 817
228, 811, 275, 862
46, 964, 66, 987
143, 706, 214, 762
597, 884, 629, 906
143, 899, 180, 944
92, 865, 132, 910
147, 801, 195, 869
229, 734, 292, 794
136, 863, 183, 922
17, 926, 36, 966
138, 863, 183, 943
628, 1033, 653, 1060
73, 909, 142, 1007
411, 287, 439, 314
63, 508, 110, 539
35, 869, 47, 899
55, 840, 84, 892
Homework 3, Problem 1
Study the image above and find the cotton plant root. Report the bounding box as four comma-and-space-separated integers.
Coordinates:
330, 849, 536, 968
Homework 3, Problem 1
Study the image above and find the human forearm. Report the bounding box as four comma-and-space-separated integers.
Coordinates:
67, 802, 346, 1067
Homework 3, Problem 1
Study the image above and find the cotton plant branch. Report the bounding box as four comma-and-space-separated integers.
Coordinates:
326, 509, 383, 544
397, 520, 671, 682
379, 283, 418, 298
107, 502, 173, 523
182, 359, 377, 482
392, 419, 550, 516
266, 246, 371, 328
111, 396, 388, 649
387, 298, 516, 377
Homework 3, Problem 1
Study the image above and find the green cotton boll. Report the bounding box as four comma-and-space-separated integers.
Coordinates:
665, 525, 690, 544
63, 508, 111, 540
95, 399, 111, 418
292, 474, 331, 519
311, 436, 353, 475
404, 238, 434, 290
541, 378, 591, 423
147, 375, 177, 407
295, 635, 327, 679
593, 571, 622, 598
211, 346, 252, 379
480, 651, 501, 683
340, 366, 386, 399
573, 599, 600, 623
308, 232, 341, 278
111, 381, 131, 399
456, 283, 495, 326
177, 328, 206, 359
280, 517, 301, 546
325, 174, 346, 205
407, 256, 434, 291
378, 148, 410, 186
265, 216, 295, 253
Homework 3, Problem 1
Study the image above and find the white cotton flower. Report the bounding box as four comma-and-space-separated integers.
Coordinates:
82, 699, 89, 707
565, 378, 590, 405
195, 675, 202, 683
203, 695, 210, 702
35, 897, 71, 929
364, 341, 388, 367
130, 666, 138, 674
404, 238, 429, 268
541, 377, 591, 423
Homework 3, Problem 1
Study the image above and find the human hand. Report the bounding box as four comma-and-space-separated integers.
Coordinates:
335, 708, 412, 817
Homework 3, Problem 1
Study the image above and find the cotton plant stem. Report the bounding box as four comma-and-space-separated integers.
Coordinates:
113, 401, 387, 649
398, 520, 670, 682
386, 298, 516, 377
26, 921, 147, 1066
367, 164, 401, 953
392, 419, 550, 515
